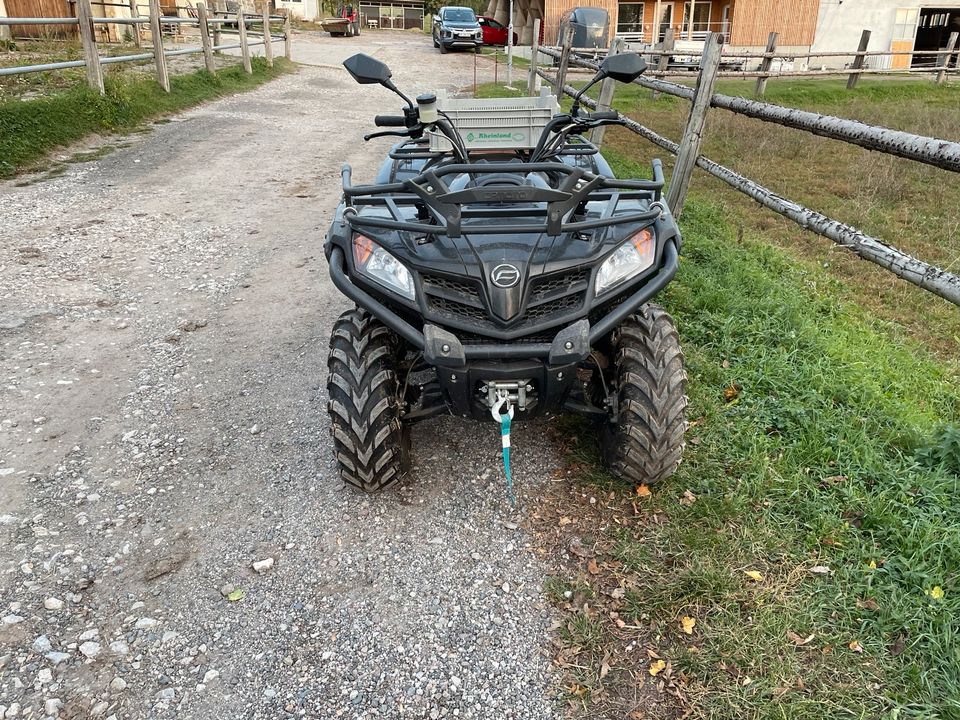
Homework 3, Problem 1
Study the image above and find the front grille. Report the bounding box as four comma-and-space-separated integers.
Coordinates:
525, 293, 582, 320
422, 274, 482, 301
429, 295, 489, 322
420, 267, 589, 334
530, 268, 590, 301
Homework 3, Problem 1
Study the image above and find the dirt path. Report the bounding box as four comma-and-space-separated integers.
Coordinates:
0, 32, 562, 719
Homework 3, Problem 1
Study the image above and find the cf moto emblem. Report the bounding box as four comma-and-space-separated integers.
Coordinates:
491, 264, 521, 288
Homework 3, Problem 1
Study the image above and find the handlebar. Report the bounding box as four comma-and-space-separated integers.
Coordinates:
588, 110, 619, 121
374, 115, 407, 127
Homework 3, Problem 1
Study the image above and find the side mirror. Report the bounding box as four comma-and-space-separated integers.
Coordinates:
600, 52, 647, 83
343, 53, 393, 85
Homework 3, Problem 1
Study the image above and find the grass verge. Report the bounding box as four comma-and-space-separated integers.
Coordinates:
0, 57, 292, 178
468, 79, 960, 717
535, 195, 960, 718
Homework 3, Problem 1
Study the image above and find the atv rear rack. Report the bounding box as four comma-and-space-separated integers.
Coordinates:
340, 160, 665, 239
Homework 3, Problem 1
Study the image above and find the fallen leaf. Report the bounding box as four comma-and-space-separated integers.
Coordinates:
889, 633, 907, 656
848, 639, 863, 653
927, 586, 945, 600
636, 484, 651, 498
599, 651, 611, 680
681, 489, 697, 505
744, 570, 764, 582
722, 384, 740, 402
808, 565, 831, 575
721, 359, 730, 369
648, 659, 666, 676
226, 588, 245, 602
587, 558, 599, 575
786, 630, 815, 646
680, 616, 696, 635
857, 597, 880, 612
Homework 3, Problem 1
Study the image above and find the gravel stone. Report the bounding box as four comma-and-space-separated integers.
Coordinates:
0, 31, 558, 720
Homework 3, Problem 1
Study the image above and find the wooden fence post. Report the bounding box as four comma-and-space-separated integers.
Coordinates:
238, 8, 252, 73
846, 29, 870, 90
76, 0, 105, 94
148, 0, 170, 91
936, 31, 958, 85
591, 36, 623, 147
527, 17, 541, 95
128, 0, 143, 47
213, 13, 222, 51
667, 32, 722, 217
262, 2, 273, 67
755, 31, 778, 97
197, 1, 215, 73
555, 24, 573, 101
283, 12, 291, 60
652, 26, 674, 99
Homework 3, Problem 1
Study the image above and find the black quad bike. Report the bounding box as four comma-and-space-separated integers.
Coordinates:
325, 52, 686, 492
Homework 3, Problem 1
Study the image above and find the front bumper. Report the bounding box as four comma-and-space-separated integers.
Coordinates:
441, 35, 482, 48
326, 241, 679, 361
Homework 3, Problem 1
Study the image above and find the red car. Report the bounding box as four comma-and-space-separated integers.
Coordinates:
477, 16, 518, 46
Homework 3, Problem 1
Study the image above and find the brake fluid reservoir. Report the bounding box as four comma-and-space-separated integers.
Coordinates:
417, 93, 438, 124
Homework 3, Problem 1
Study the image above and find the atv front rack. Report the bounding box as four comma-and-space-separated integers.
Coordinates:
340, 160, 665, 239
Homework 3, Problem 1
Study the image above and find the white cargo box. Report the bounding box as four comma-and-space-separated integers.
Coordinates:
428, 88, 561, 152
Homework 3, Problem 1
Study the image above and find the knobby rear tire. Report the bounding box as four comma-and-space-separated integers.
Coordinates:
327, 309, 410, 492
601, 304, 687, 486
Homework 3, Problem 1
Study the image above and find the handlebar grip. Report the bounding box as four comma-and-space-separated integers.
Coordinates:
589, 110, 620, 121
374, 115, 407, 127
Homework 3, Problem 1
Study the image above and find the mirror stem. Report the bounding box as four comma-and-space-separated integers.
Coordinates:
384, 79, 414, 109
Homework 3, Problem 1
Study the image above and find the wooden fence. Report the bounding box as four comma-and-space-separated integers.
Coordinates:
554, 27, 960, 97
0, 0, 290, 93
526, 28, 960, 307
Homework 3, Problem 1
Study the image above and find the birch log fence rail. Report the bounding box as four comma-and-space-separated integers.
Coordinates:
0, 0, 290, 94
526, 30, 960, 307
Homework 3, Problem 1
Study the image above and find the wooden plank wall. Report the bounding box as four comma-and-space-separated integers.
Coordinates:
729, 0, 819, 46
4, 0, 77, 36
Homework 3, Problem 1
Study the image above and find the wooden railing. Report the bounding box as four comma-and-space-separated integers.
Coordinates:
524, 27, 960, 307
0, 0, 291, 94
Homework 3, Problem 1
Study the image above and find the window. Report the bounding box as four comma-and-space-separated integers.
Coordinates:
443, 7, 476, 22
893, 8, 918, 40
682, 1, 712, 35
617, 2, 644, 34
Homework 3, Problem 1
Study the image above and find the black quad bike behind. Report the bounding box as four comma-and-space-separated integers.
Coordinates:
325, 52, 687, 492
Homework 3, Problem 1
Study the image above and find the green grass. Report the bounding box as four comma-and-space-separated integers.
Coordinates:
548, 195, 960, 718
0, 57, 292, 178
473, 77, 960, 717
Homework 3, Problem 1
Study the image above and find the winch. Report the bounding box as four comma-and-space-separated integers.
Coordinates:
481, 380, 533, 412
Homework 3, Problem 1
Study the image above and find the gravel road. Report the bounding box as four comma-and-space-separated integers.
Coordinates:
0, 32, 564, 719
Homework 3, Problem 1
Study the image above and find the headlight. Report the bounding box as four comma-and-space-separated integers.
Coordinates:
352, 234, 415, 301
595, 228, 655, 295
475, 30, 482, 38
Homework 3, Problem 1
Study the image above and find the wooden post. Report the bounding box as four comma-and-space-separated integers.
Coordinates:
76, 0, 105, 94
846, 29, 870, 90
936, 31, 958, 85
283, 12, 291, 60
591, 36, 623, 147
687, 0, 694, 41
652, 26, 674, 99
128, 0, 143, 47
667, 32, 722, 218
754, 31, 778, 97
238, 8, 252, 73
555, 24, 573, 101
527, 17, 541, 95
197, 2, 215, 73
262, 2, 273, 67
652, 0, 661, 42
148, 0, 170, 91
213, 13, 222, 51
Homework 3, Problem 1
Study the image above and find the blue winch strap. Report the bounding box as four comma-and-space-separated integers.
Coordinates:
500, 412, 515, 507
